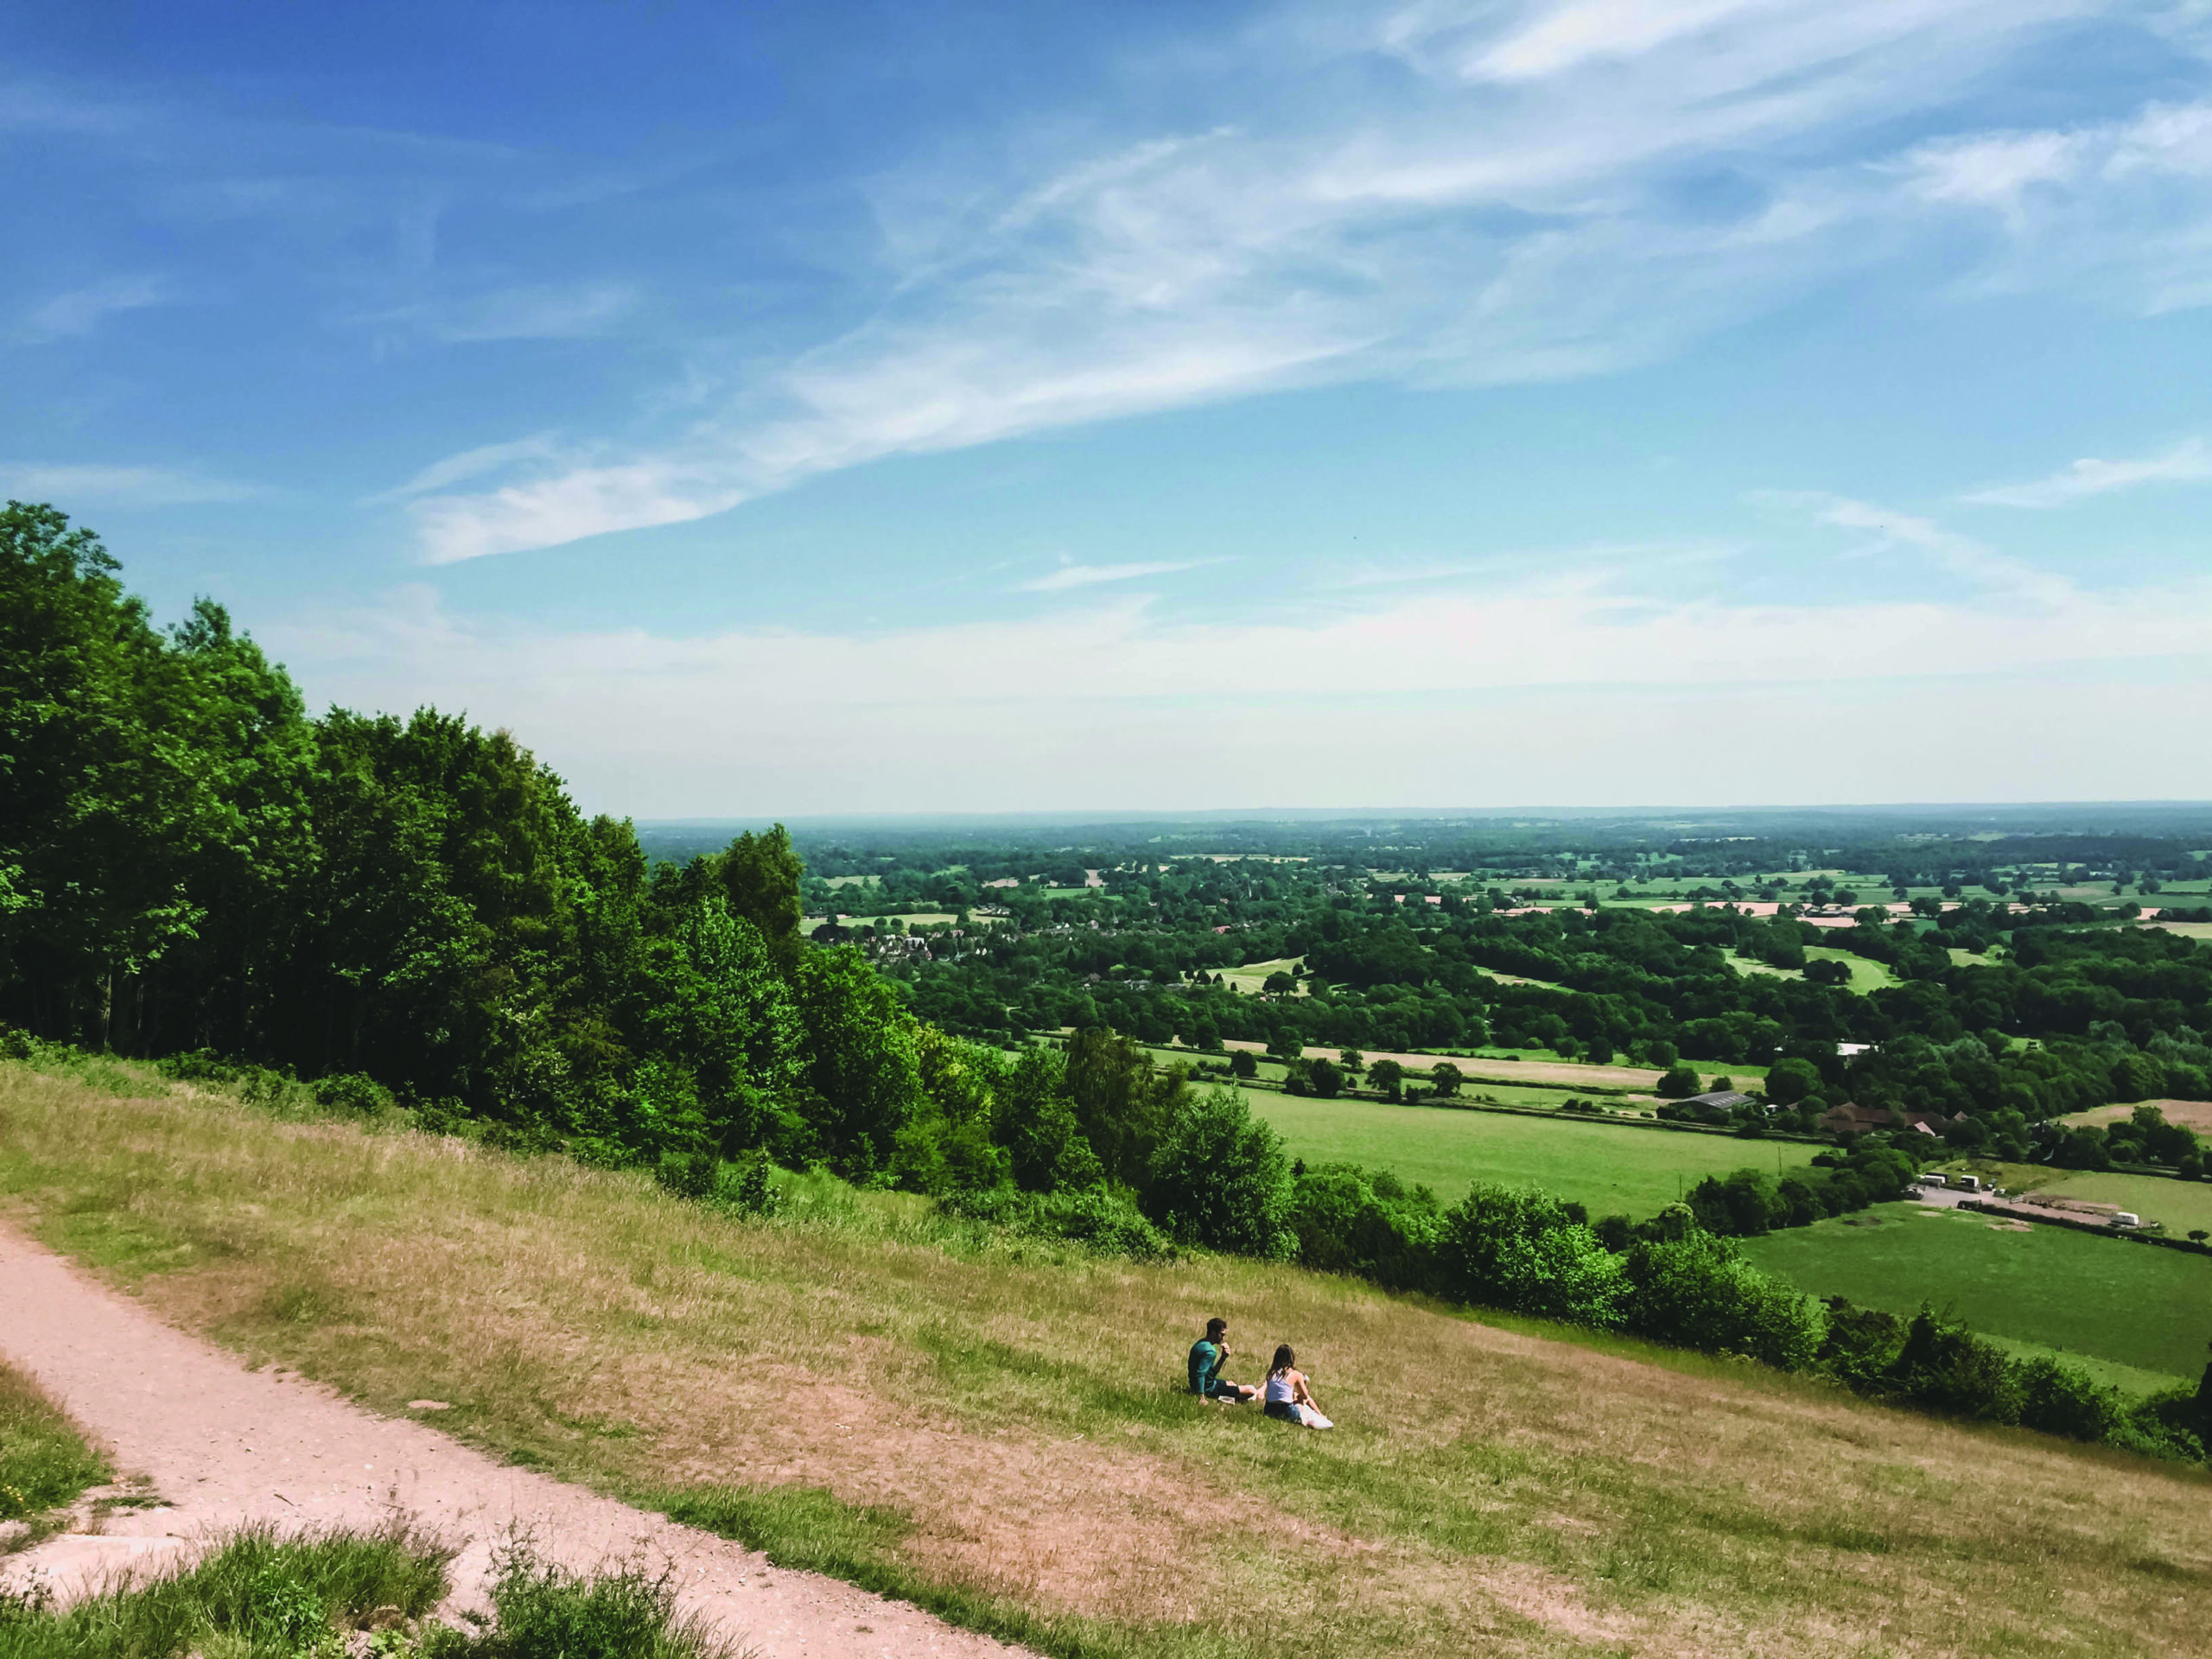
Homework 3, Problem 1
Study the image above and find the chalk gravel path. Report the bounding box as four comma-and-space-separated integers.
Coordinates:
0, 1228, 1031, 1658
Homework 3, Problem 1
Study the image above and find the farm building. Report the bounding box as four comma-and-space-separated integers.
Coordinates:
1819, 1101, 1954, 1138
1681, 1090, 1757, 1113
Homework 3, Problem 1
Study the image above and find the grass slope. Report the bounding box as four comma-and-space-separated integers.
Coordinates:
3, 1058, 2210, 1659
1738, 1206, 2212, 1382
1249, 1093, 1818, 1216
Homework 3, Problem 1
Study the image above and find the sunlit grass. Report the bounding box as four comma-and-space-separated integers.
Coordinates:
0, 1361, 110, 1541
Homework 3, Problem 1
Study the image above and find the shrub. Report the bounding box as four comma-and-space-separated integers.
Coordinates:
1884, 1308, 2021, 1424
940, 1186, 1174, 1261
1815, 1298, 1907, 1393
1434, 1183, 1626, 1328
315, 1072, 397, 1116
721, 1154, 782, 1217
1619, 1231, 1824, 1370
655, 1149, 720, 1201
1143, 1087, 1294, 1258
1287, 1163, 1444, 1292
2013, 1356, 2122, 1442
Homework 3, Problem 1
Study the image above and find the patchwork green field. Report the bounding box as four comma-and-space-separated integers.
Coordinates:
1739, 1206, 2212, 1382
1248, 1091, 1818, 1218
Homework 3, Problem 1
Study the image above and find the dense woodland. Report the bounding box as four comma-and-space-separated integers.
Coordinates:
5, 501, 2209, 1465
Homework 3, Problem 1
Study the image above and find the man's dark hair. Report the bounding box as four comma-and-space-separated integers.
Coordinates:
1205, 1317, 1228, 1337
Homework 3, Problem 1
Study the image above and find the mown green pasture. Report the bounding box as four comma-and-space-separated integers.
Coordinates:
1727, 946, 1897, 994
1739, 1205, 2212, 1382
1247, 1091, 1817, 1218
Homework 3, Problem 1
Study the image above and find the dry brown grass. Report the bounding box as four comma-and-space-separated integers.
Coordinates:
3, 1057, 2209, 1658
2059, 1099, 2212, 1135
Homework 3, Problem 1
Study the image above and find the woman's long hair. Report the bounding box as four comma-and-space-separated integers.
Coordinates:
1270, 1344, 1295, 1375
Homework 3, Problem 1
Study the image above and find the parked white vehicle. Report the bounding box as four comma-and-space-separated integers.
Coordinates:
2110, 1212, 2142, 1230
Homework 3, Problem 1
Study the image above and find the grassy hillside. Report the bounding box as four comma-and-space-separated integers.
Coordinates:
1249, 1092, 1819, 1216
3, 1056, 2210, 1659
1739, 1206, 2212, 1382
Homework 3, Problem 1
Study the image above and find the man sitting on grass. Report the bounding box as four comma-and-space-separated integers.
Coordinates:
1187, 1317, 1258, 1403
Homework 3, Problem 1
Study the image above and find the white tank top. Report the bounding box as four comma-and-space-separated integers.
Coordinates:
1265, 1371, 1294, 1403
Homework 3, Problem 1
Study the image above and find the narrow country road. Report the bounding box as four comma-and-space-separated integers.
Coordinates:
0, 1226, 1030, 1659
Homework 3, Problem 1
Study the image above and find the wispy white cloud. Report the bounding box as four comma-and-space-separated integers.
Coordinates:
1893, 98, 2212, 311
1963, 436, 2212, 507
17, 274, 172, 342
1016, 560, 1205, 592
0, 461, 260, 506
365, 434, 565, 504
1773, 491, 2078, 607
410, 458, 743, 565
397, 0, 2126, 561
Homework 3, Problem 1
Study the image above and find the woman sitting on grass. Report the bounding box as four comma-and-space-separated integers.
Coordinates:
1262, 1345, 1332, 1429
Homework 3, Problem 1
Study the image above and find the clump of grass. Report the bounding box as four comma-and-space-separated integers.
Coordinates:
0, 1522, 450, 1657
0, 1527, 739, 1659
0, 1361, 109, 1529
454, 1542, 733, 1659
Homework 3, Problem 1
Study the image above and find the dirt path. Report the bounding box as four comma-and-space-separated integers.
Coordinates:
0, 1226, 1030, 1658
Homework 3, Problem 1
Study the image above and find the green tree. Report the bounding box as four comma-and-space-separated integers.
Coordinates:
1764, 1057, 1821, 1106
993, 1044, 1103, 1192
643, 895, 800, 1155
1065, 1027, 1184, 1186
719, 824, 805, 974
1429, 1061, 1463, 1097
791, 945, 925, 1177
0, 503, 219, 1041
1143, 1087, 1294, 1257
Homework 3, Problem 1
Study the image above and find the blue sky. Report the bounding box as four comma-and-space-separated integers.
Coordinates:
8, 0, 2212, 815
